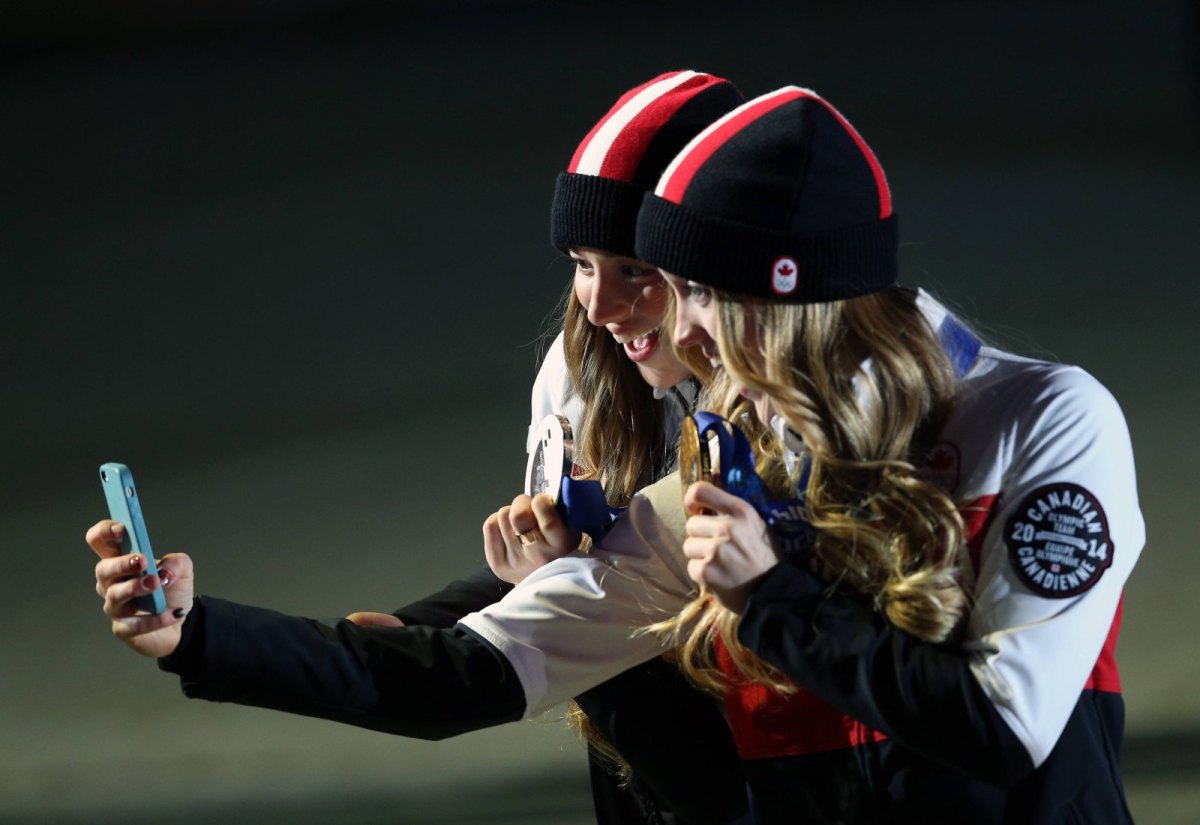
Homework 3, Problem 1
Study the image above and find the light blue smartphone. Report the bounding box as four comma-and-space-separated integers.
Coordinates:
99, 462, 168, 614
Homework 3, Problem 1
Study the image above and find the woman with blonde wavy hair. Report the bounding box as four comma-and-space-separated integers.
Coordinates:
632, 86, 1144, 823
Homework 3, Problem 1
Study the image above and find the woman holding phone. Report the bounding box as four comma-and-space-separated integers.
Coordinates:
90, 71, 750, 825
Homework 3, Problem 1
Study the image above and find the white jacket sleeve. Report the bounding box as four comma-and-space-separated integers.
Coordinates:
459, 471, 695, 716
965, 364, 1145, 767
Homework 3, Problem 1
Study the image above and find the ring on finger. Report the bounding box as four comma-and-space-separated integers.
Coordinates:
517, 530, 542, 546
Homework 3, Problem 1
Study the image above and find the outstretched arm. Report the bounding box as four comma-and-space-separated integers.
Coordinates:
160, 596, 526, 741
385, 566, 514, 628
91, 473, 693, 743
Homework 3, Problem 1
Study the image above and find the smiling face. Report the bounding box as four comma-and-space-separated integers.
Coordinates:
663, 271, 775, 424
571, 247, 691, 389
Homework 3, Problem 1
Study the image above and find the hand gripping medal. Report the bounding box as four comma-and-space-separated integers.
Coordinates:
680, 411, 815, 557
525, 415, 620, 541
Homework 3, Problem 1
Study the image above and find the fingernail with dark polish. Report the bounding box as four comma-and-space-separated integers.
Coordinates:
173, 607, 187, 619
158, 568, 174, 587
128, 555, 141, 570
142, 574, 158, 590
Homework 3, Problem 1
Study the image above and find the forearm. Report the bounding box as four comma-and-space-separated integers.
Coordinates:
738, 559, 1033, 785
160, 595, 525, 740
461, 471, 696, 716
391, 566, 513, 628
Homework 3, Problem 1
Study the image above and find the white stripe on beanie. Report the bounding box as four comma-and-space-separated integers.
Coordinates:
573, 70, 700, 177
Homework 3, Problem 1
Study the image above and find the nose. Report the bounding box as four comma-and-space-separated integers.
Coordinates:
585, 267, 633, 327
673, 307, 708, 349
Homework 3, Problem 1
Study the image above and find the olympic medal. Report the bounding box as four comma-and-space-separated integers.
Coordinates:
525, 414, 575, 504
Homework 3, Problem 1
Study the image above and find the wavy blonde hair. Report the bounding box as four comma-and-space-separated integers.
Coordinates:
666, 286, 970, 694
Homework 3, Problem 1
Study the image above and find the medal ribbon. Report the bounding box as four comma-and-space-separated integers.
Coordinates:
689, 411, 814, 556
557, 476, 621, 540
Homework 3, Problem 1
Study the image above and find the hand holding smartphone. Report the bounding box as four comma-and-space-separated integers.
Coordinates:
98, 462, 168, 614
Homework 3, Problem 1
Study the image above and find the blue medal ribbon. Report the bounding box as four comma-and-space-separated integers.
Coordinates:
556, 476, 622, 540
688, 412, 815, 557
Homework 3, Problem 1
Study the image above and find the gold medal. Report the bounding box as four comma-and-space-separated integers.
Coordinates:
679, 414, 712, 490
680, 414, 733, 512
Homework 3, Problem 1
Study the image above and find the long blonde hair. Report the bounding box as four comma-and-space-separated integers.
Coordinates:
669, 286, 970, 693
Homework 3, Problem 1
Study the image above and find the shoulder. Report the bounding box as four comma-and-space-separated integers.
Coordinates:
962, 350, 1129, 443
531, 331, 570, 401
960, 351, 1144, 602
528, 332, 584, 452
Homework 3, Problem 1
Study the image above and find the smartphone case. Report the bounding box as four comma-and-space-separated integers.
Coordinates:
99, 462, 167, 614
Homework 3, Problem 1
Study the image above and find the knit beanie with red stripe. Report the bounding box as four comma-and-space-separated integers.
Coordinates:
636, 87, 897, 303
551, 70, 744, 258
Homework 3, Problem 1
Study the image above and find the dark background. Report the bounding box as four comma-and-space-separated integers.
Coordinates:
3, 1, 1198, 822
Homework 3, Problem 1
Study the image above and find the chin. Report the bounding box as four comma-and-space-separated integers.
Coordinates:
636, 363, 690, 389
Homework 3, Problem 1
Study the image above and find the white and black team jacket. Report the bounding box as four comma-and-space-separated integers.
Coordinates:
161, 299, 1142, 823
717, 296, 1145, 823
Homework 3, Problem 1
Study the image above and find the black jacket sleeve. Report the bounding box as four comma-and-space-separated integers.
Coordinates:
159, 595, 525, 740
737, 558, 1034, 786
390, 566, 513, 628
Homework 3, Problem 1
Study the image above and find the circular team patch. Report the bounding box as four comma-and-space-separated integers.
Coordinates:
1005, 483, 1113, 598
771, 256, 798, 294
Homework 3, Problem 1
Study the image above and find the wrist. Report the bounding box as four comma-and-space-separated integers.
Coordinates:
715, 570, 771, 614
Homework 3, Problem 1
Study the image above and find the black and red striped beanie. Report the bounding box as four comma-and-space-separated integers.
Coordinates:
636, 87, 897, 302
550, 70, 744, 258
